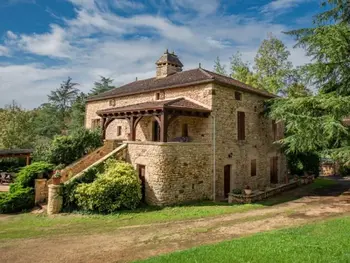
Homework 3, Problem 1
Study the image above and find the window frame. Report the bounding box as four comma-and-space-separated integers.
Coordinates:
234, 91, 242, 101
237, 111, 246, 140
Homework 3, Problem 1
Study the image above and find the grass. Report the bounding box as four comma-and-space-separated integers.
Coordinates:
0, 201, 264, 240
0, 178, 339, 240
138, 216, 350, 263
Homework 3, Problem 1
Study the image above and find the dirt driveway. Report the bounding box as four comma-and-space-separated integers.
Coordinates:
1, 178, 350, 263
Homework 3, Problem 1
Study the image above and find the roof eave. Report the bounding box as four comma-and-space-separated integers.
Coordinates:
86, 79, 215, 103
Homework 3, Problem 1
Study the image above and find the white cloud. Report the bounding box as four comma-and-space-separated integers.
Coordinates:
6, 31, 18, 40
171, 0, 220, 15
112, 0, 145, 10
261, 0, 313, 15
7, 25, 71, 58
0, 0, 312, 108
0, 46, 10, 57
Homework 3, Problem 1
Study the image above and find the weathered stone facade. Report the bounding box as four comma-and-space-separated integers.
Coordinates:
35, 179, 48, 204
127, 142, 212, 205
85, 52, 287, 205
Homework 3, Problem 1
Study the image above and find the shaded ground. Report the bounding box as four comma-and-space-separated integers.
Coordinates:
1, 177, 350, 263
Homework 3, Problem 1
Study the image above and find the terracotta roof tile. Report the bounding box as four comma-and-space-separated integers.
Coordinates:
87, 68, 276, 102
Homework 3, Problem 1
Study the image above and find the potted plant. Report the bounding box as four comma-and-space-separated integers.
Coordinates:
244, 185, 252, 195
52, 170, 61, 185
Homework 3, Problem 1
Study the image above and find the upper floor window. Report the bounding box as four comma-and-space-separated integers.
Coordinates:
235, 91, 242, 101
91, 119, 101, 130
237, 111, 245, 140
117, 126, 122, 136
251, 159, 257, 177
182, 124, 189, 137
155, 92, 160, 100
109, 99, 116, 107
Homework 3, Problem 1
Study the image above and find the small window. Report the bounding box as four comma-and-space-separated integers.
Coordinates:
117, 126, 122, 136
251, 159, 257, 177
155, 92, 160, 100
182, 124, 189, 137
237, 111, 245, 140
91, 119, 101, 130
109, 99, 116, 106
235, 91, 242, 101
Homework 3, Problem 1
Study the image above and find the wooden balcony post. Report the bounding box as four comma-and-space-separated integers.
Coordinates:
160, 111, 168, 142
101, 117, 106, 140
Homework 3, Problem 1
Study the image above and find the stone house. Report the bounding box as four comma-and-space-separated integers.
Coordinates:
85, 51, 287, 206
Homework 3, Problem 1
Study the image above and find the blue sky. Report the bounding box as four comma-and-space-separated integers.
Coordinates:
0, 0, 320, 108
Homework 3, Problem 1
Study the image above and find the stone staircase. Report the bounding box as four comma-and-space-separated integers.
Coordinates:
49, 140, 122, 184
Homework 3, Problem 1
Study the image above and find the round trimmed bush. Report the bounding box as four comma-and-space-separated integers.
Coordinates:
74, 160, 141, 213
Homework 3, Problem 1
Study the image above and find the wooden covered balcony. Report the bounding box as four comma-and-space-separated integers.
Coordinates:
96, 98, 211, 142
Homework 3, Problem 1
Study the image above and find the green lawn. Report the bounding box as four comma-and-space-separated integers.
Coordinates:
0, 178, 339, 240
138, 216, 350, 263
0, 202, 263, 240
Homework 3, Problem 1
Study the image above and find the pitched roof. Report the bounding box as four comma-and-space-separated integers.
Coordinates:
87, 68, 276, 102
156, 52, 183, 67
96, 98, 210, 116
0, 149, 33, 156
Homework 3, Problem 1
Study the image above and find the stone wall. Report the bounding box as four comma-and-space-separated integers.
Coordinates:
85, 84, 213, 141
212, 84, 287, 197
127, 141, 212, 206
35, 179, 48, 204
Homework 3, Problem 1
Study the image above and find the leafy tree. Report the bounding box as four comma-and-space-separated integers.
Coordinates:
254, 34, 293, 94
0, 102, 35, 149
230, 52, 260, 88
89, 76, 115, 96
32, 103, 62, 138
48, 77, 79, 126
68, 92, 87, 133
213, 56, 227, 75
269, 1, 350, 166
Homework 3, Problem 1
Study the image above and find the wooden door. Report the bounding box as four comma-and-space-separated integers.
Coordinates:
138, 165, 146, 201
224, 165, 231, 198
270, 157, 278, 184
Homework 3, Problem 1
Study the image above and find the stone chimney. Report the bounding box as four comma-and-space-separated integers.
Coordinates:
156, 49, 183, 79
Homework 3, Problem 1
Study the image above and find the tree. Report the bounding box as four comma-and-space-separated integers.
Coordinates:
89, 76, 115, 96
269, 1, 350, 166
213, 56, 227, 75
254, 34, 293, 94
0, 102, 35, 149
68, 92, 87, 133
230, 52, 260, 88
32, 103, 62, 138
48, 77, 79, 116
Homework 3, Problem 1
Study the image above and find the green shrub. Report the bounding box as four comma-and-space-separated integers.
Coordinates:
62, 163, 104, 211
74, 160, 141, 213
0, 187, 34, 213
47, 128, 103, 166
12, 162, 54, 190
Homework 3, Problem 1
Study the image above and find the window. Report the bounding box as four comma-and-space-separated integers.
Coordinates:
117, 126, 122, 136
182, 124, 189, 137
91, 119, 101, 130
155, 92, 160, 100
235, 91, 242, 101
251, 159, 257, 177
237, 111, 245, 140
109, 99, 116, 106
152, 121, 160, 142
272, 120, 277, 140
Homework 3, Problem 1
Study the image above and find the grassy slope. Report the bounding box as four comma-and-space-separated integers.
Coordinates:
0, 178, 337, 240
138, 216, 350, 263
